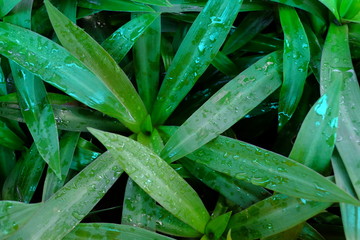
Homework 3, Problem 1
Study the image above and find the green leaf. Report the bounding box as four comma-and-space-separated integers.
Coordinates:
181, 158, 270, 208
122, 178, 156, 231
289, 78, 342, 173
11, 64, 61, 177
269, 0, 327, 20
0, 119, 24, 150
0, 145, 15, 188
7, 151, 124, 240
45, 0, 147, 133
89, 128, 210, 233
2, 143, 45, 203
0, 201, 42, 238
317, 0, 340, 20
0, 0, 22, 18
101, 13, 159, 63
132, 13, 161, 112
278, 5, 310, 128
132, 0, 171, 6
227, 194, 331, 240
161, 51, 282, 163
339, 0, 360, 21
151, 0, 243, 125
222, 11, 274, 55
0, 22, 139, 131
303, 22, 322, 82
42, 132, 80, 201
78, 0, 155, 12
64, 223, 175, 240
321, 23, 360, 197
332, 149, 360, 240
205, 212, 232, 240
70, 138, 102, 171
0, 93, 128, 133
154, 205, 201, 237
186, 135, 359, 204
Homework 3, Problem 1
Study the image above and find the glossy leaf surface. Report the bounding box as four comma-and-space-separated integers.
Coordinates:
0, 0, 22, 17
151, 0, 243, 125
89, 128, 210, 233
46, 0, 147, 133
161, 51, 282, 163
77, 0, 154, 12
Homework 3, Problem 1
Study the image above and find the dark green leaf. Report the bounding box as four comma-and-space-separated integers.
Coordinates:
78, 0, 154, 12
151, 0, 243, 125
278, 5, 310, 128
132, 0, 171, 6
0, 119, 24, 150
0, 0, 22, 18
89, 128, 210, 233
161, 51, 282, 163
2, 143, 45, 203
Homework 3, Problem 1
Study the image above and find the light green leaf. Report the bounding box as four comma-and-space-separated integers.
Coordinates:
45, 0, 147, 133
0, 22, 138, 131
151, 0, 243, 125
0, 201, 42, 238
278, 5, 310, 128
78, 0, 155, 12
186, 135, 359, 204
205, 212, 232, 240
7, 151, 123, 240
289, 78, 342, 173
101, 13, 159, 63
64, 223, 175, 240
268, 0, 327, 20
89, 128, 210, 233
227, 194, 331, 240
321, 23, 360, 197
2, 143, 45, 203
317, 0, 340, 20
161, 51, 282, 163
132, 0, 171, 6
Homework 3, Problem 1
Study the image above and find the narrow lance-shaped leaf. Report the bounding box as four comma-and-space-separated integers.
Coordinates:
227, 194, 332, 240
6, 151, 124, 240
89, 128, 210, 233
42, 132, 80, 201
161, 51, 282, 163
132, 13, 161, 112
0, 0, 22, 18
132, 0, 171, 6
2, 143, 45, 203
11, 64, 61, 177
321, 23, 360, 197
0, 22, 135, 131
63, 223, 175, 240
101, 13, 159, 63
222, 11, 274, 55
332, 149, 360, 240
289, 78, 342, 173
268, 0, 327, 20
78, 0, 155, 12
278, 5, 310, 128
45, 0, 147, 133
0, 120, 24, 150
186, 135, 359, 204
151, 0, 243, 125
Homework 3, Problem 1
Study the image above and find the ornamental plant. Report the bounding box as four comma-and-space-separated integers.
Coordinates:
0, 0, 360, 239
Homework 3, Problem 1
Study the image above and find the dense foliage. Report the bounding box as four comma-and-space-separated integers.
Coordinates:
0, 0, 360, 239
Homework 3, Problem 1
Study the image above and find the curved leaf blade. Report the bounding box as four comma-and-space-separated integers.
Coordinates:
0, 22, 131, 129
45, 0, 147, 133
151, 0, 243, 125
78, 0, 154, 12
161, 51, 282, 163
89, 128, 210, 233
227, 194, 331, 240
0, 0, 22, 18
186, 135, 359, 204
7, 151, 124, 240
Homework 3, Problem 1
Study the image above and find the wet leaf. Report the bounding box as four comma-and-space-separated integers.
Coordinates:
89, 128, 210, 233
77, 0, 154, 12
161, 51, 282, 163
151, 0, 243, 125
